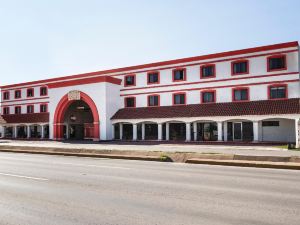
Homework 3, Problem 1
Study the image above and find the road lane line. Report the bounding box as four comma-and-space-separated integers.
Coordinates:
0, 172, 49, 181
55, 162, 131, 170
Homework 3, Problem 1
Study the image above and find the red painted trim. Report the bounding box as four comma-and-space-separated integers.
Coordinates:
14, 106, 21, 114
200, 64, 216, 79
147, 71, 160, 85
172, 92, 186, 105
231, 59, 249, 76
0, 97, 49, 104
40, 86, 48, 96
14, 89, 22, 99
172, 68, 187, 82
3, 107, 10, 115
201, 90, 216, 103
147, 94, 160, 107
124, 96, 136, 108
3, 91, 10, 100
121, 71, 298, 92
40, 104, 48, 113
124, 74, 136, 87
121, 79, 298, 97
27, 105, 34, 114
26, 88, 34, 98
268, 83, 288, 100
267, 54, 287, 72
1, 101, 49, 107
232, 87, 250, 102
48, 76, 122, 89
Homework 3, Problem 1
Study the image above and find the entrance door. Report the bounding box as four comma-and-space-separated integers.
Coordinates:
233, 122, 242, 141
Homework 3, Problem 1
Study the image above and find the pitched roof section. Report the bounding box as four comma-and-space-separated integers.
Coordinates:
2, 113, 49, 124
111, 98, 300, 120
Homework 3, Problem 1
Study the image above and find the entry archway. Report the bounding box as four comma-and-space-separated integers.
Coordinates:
53, 91, 100, 141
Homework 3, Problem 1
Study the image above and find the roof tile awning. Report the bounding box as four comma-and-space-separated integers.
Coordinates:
2, 113, 49, 124
111, 98, 300, 120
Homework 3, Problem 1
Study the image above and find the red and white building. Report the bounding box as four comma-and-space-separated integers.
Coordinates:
0, 41, 300, 146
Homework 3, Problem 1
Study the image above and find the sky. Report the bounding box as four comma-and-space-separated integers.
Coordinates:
0, 0, 299, 85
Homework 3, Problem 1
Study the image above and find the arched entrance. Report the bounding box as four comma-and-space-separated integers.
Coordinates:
53, 91, 100, 141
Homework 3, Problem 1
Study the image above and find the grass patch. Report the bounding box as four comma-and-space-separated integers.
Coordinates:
275, 145, 288, 149
159, 153, 172, 162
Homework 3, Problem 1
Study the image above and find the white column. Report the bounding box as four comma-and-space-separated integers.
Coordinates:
0, 126, 4, 138
224, 122, 228, 141
27, 125, 31, 138
193, 122, 197, 141
158, 123, 162, 141
111, 124, 115, 140
166, 123, 170, 141
253, 121, 259, 142
14, 126, 18, 138
217, 122, 223, 141
186, 122, 191, 141
133, 124, 137, 141
142, 123, 145, 140
41, 125, 45, 139
295, 118, 299, 148
119, 123, 123, 140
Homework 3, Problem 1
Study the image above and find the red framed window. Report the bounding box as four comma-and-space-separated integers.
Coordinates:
232, 87, 249, 102
267, 55, 287, 72
124, 75, 136, 87
172, 68, 186, 82
173, 92, 186, 105
27, 105, 34, 114
3, 107, 10, 115
27, 88, 34, 97
148, 95, 160, 107
40, 87, 48, 96
3, 91, 10, 100
201, 90, 216, 103
268, 84, 287, 100
200, 64, 216, 79
15, 90, 21, 99
15, 106, 21, 114
147, 71, 160, 84
124, 97, 136, 108
231, 60, 249, 75
40, 104, 48, 113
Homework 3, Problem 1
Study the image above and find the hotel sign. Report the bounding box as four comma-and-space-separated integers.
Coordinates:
68, 90, 81, 101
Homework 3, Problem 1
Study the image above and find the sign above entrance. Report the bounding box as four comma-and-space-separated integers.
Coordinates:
68, 90, 81, 101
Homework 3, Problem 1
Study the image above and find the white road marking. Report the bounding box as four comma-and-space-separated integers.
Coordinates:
56, 162, 131, 170
0, 172, 49, 181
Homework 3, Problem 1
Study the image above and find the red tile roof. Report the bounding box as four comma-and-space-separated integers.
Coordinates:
2, 113, 49, 124
111, 98, 300, 120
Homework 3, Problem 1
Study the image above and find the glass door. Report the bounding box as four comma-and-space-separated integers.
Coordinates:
233, 122, 242, 141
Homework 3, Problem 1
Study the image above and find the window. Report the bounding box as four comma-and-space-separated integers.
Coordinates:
15, 90, 21, 99
200, 64, 215, 78
27, 88, 34, 97
124, 97, 135, 108
147, 71, 160, 84
173, 93, 186, 105
231, 60, 249, 75
232, 88, 249, 101
40, 87, 48, 96
172, 68, 186, 82
124, 75, 135, 86
3, 107, 10, 115
267, 55, 286, 72
148, 95, 160, 107
262, 121, 280, 127
269, 85, 287, 99
201, 90, 216, 103
27, 105, 34, 114
15, 106, 21, 114
3, 92, 10, 100
40, 104, 48, 113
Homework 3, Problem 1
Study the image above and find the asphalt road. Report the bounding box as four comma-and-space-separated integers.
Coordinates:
0, 152, 300, 225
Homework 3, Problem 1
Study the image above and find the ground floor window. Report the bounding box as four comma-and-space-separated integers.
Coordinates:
195, 122, 218, 141
169, 123, 186, 141
227, 122, 253, 141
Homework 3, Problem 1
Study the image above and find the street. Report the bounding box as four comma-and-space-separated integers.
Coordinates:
0, 152, 300, 225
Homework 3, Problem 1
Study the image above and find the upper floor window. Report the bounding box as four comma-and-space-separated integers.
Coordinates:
40, 87, 48, 96
124, 97, 136, 108
172, 68, 186, 82
201, 90, 216, 103
147, 71, 160, 84
15, 90, 21, 99
27, 88, 34, 97
3, 91, 10, 100
173, 93, 186, 105
148, 95, 160, 107
27, 105, 34, 114
232, 88, 249, 101
124, 75, 136, 87
3, 107, 10, 115
40, 104, 48, 113
15, 106, 21, 114
268, 84, 287, 99
200, 64, 215, 78
231, 60, 249, 75
267, 55, 286, 72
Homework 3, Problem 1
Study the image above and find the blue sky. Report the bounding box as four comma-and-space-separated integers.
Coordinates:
0, 0, 299, 85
